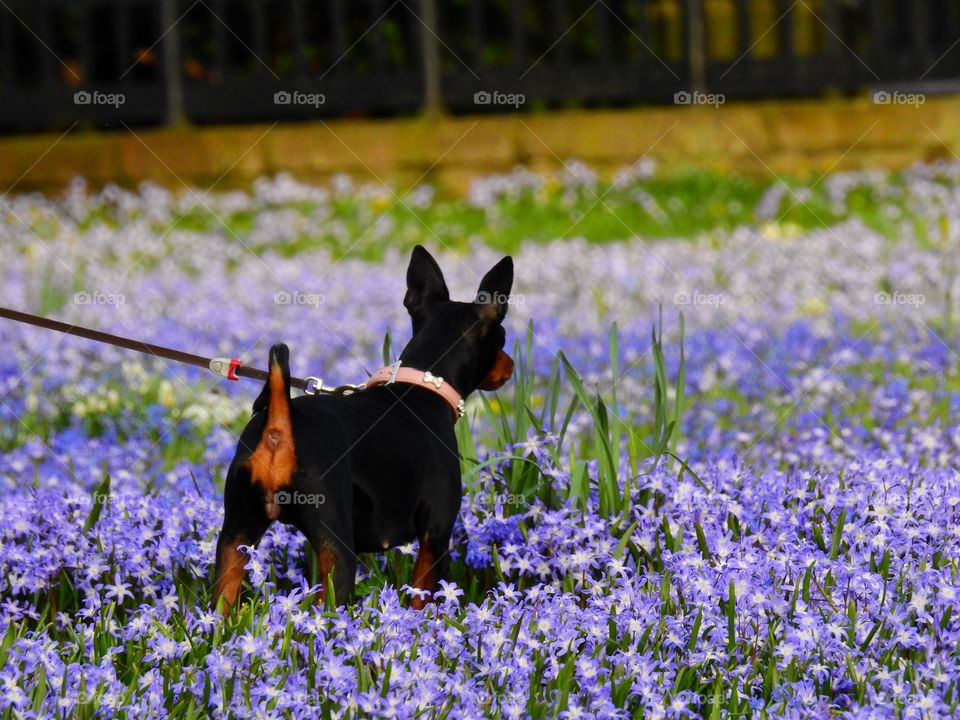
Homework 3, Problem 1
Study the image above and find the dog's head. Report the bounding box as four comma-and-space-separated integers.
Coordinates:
399, 245, 514, 397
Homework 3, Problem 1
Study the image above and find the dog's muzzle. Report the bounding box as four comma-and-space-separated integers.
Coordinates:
480, 350, 514, 391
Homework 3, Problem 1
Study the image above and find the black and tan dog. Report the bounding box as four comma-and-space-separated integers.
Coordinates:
213, 246, 514, 611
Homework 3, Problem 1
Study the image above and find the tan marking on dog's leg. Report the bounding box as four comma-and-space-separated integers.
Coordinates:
316, 547, 337, 604
410, 535, 437, 610
213, 539, 249, 614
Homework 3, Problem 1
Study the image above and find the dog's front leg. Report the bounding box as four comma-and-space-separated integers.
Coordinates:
309, 538, 357, 607
410, 531, 452, 610
296, 516, 356, 607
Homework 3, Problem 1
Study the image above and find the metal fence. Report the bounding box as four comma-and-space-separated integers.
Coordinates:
1, 0, 959, 133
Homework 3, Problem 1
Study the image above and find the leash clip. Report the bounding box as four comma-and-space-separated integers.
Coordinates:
209, 357, 242, 381
305, 377, 364, 396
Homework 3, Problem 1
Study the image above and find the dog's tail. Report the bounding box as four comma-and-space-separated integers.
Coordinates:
248, 343, 296, 520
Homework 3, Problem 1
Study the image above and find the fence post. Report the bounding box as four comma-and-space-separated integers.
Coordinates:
419, 0, 444, 115
686, 0, 707, 92
161, 0, 186, 125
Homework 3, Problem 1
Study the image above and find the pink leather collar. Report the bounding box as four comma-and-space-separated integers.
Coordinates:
365, 362, 465, 421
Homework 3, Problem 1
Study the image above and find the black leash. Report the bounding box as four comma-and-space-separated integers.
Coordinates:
0, 305, 358, 395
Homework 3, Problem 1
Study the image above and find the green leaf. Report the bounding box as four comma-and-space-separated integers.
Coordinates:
687, 607, 703, 652
568, 460, 590, 510
726, 579, 737, 652
829, 508, 847, 560
694, 523, 712, 560
613, 520, 638, 559
710, 680, 723, 720
381, 330, 392, 366
763, 654, 780, 700
801, 562, 814, 604
84, 472, 111, 532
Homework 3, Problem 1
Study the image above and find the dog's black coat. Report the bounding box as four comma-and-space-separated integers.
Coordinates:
213, 246, 513, 608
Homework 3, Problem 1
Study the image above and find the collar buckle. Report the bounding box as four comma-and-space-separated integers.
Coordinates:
386, 360, 402, 385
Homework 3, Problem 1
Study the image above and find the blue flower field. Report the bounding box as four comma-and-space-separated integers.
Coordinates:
1, 163, 959, 718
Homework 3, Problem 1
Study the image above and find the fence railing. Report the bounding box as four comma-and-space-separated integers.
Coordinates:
1, 0, 959, 133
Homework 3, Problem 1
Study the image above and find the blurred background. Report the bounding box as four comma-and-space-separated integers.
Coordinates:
0, 0, 959, 190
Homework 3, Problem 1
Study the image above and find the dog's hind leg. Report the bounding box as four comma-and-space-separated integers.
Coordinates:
212, 518, 269, 613
212, 433, 273, 613
213, 343, 297, 613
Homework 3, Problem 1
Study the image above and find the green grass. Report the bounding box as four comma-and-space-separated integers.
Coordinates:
44, 167, 944, 266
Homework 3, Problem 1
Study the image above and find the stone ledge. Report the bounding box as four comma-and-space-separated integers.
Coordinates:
2, 96, 959, 195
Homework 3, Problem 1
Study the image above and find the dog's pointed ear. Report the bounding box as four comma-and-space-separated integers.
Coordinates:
475, 256, 513, 323
404, 246, 449, 323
